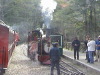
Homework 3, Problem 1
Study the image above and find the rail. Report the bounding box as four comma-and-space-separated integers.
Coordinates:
60, 60, 85, 75
64, 42, 86, 52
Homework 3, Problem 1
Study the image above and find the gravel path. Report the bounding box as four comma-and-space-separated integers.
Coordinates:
4, 44, 55, 75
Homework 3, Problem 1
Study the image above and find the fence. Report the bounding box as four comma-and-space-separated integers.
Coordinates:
64, 42, 86, 52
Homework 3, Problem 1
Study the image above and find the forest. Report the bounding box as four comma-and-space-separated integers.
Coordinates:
0, 0, 100, 42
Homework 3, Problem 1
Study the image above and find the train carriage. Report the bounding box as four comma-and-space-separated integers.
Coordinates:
0, 21, 16, 74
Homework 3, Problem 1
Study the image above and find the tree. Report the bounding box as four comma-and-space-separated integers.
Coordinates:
0, 0, 43, 42
53, 0, 100, 41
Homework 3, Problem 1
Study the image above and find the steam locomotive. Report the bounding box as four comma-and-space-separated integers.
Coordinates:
0, 21, 19, 74
27, 28, 63, 65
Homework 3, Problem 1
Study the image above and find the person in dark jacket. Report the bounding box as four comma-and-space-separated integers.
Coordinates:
49, 42, 61, 75
72, 37, 80, 60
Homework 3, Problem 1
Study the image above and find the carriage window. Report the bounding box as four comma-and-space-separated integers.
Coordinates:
50, 35, 63, 47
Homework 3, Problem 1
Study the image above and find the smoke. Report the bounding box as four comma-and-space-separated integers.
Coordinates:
40, 0, 57, 29
11, 22, 34, 43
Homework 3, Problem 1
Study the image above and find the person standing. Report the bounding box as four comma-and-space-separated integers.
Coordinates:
72, 37, 80, 60
87, 37, 95, 63
49, 43, 61, 75
95, 35, 100, 62
84, 35, 90, 62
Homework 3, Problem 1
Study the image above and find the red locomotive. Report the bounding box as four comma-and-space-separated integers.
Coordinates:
0, 21, 16, 74
27, 29, 63, 65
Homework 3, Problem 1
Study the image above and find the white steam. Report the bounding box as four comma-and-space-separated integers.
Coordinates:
40, 0, 57, 29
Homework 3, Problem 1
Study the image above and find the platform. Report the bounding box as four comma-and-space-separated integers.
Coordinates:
63, 49, 100, 75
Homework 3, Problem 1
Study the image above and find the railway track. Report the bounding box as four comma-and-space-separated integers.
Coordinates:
60, 59, 85, 75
